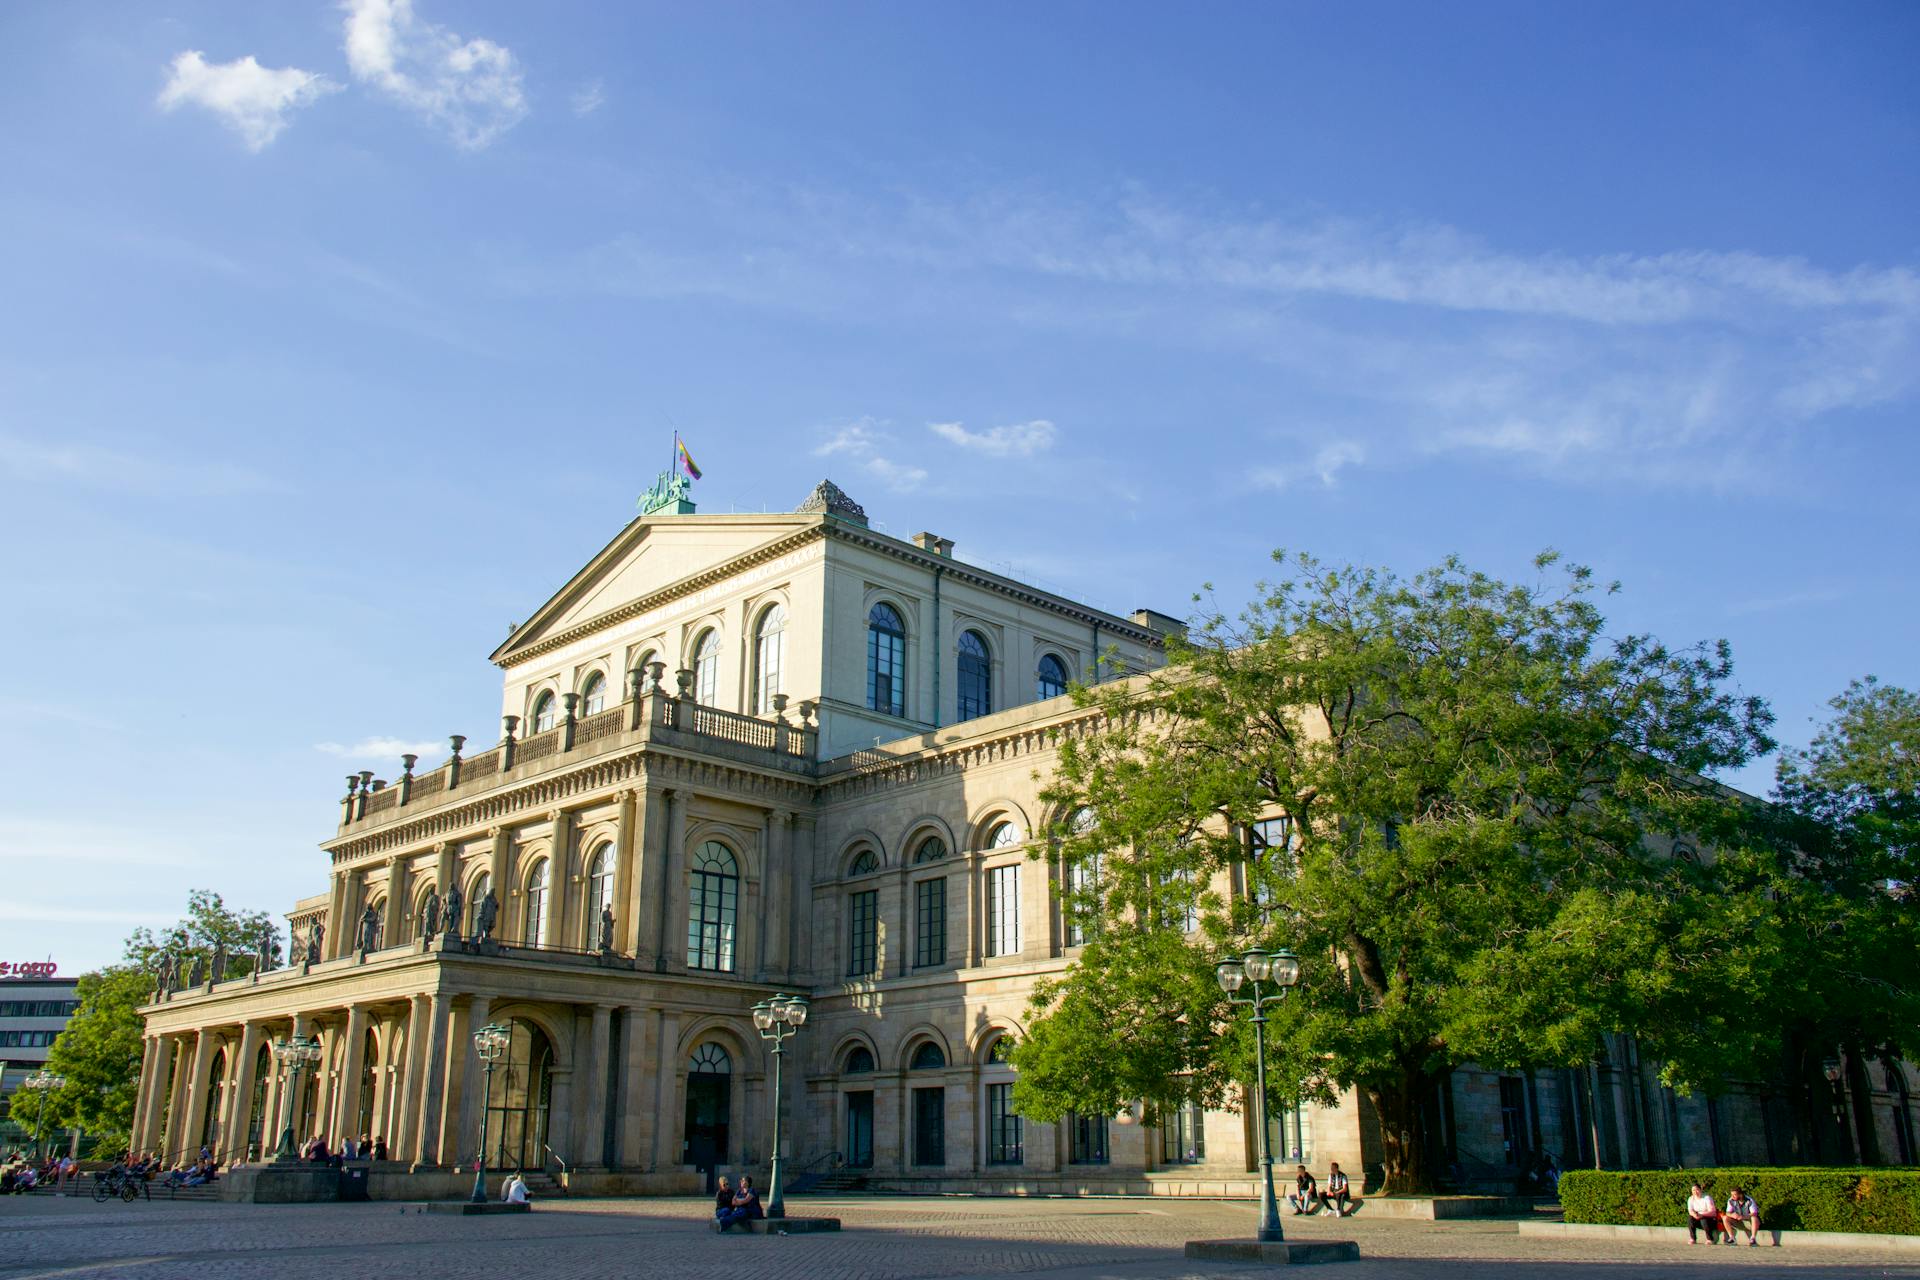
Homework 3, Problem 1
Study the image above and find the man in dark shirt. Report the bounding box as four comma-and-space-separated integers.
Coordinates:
1287, 1164, 1319, 1214
717, 1176, 765, 1231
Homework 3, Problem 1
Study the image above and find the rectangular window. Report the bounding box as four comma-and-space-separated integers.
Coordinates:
914, 878, 946, 968
1250, 817, 1294, 911
1065, 854, 1100, 947
1069, 1110, 1109, 1164
686, 871, 737, 971
986, 865, 1020, 957
913, 1086, 946, 1166
848, 890, 879, 977
987, 1082, 1023, 1164
1161, 1101, 1206, 1164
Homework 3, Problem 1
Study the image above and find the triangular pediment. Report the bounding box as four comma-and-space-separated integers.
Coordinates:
491, 513, 819, 666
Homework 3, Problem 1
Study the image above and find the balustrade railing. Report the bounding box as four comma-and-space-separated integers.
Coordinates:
461, 748, 500, 781
363, 787, 399, 815
575, 706, 625, 746
516, 727, 561, 764
408, 770, 446, 801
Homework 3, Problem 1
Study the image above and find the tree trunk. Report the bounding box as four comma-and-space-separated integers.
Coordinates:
1367, 1065, 1437, 1194
1844, 1045, 1883, 1166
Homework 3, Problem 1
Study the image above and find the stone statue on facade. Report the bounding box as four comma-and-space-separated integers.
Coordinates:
256, 927, 274, 974
421, 889, 442, 941
359, 904, 380, 954
598, 903, 615, 954
309, 920, 325, 961
442, 884, 463, 942
476, 889, 499, 941
153, 951, 173, 995
210, 942, 226, 983
188, 955, 206, 987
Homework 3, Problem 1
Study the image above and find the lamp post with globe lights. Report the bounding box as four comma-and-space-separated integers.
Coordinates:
271, 1033, 322, 1160
1216, 948, 1302, 1243
753, 994, 809, 1219
469, 1021, 511, 1204
23, 1070, 65, 1162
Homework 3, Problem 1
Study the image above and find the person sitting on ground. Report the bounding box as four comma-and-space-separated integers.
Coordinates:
711, 1175, 733, 1226
502, 1172, 529, 1205
717, 1175, 764, 1231
1685, 1183, 1721, 1244
372, 1136, 389, 1162
1320, 1162, 1353, 1217
1287, 1165, 1319, 1215
1721, 1186, 1760, 1247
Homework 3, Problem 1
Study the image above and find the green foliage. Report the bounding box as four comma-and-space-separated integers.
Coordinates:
125, 888, 282, 982
1015, 549, 1776, 1192
1560, 1168, 1920, 1235
25, 967, 148, 1150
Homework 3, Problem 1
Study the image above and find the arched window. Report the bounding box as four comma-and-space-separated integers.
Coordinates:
986, 1034, 1016, 1064
687, 841, 739, 971
365, 896, 386, 951
845, 1046, 876, 1074
524, 860, 548, 947
985, 821, 1020, 849
531, 692, 556, 734
847, 848, 879, 877
983, 1034, 1021, 1165
752, 604, 786, 714
957, 630, 992, 720
469, 871, 492, 935
1066, 852, 1102, 947
691, 1042, 732, 1074
914, 836, 947, 863
1037, 653, 1069, 700
867, 603, 906, 717
685, 1042, 733, 1168
584, 843, 615, 948
692, 629, 721, 704
357, 1028, 378, 1139
246, 1042, 271, 1157
910, 1041, 947, 1070
580, 671, 607, 716
203, 1047, 228, 1150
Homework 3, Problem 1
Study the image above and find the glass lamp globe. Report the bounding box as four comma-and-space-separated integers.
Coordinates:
1242, 948, 1273, 982
753, 1003, 775, 1031
1215, 958, 1246, 994
1270, 948, 1302, 987
784, 997, 809, 1027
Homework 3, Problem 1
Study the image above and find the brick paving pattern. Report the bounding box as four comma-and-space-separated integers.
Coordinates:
2, 1193, 1915, 1280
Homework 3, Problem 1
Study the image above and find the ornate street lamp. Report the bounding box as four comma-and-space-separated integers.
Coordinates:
1215, 947, 1302, 1243
23, 1070, 65, 1162
753, 993, 809, 1219
271, 1033, 323, 1160
469, 1021, 511, 1204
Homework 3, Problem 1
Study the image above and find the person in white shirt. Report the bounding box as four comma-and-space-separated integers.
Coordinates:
502, 1173, 529, 1205
1319, 1163, 1352, 1217
1685, 1184, 1720, 1244
1721, 1187, 1760, 1246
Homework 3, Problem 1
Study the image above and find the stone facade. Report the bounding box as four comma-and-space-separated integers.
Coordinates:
133, 482, 1920, 1195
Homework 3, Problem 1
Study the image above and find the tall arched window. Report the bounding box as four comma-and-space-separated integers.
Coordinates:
692, 629, 721, 704
524, 860, 548, 947
752, 604, 786, 714
202, 1047, 228, 1150
957, 630, 992, 721
531, 692, 557, 734
482, 1019, 554, 1170
867, 603, 906, 717
584, 843, 615, 948
687, 841, 739, 971
1037, 653, 1069, 700
580, 671, 607, 716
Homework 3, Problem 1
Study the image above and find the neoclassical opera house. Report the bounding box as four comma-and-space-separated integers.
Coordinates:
135, 480, 1890, 1199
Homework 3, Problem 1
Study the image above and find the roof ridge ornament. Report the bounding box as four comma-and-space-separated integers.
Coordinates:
797, 478, 867, 526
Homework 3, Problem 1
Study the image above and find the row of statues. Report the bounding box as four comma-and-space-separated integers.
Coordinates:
151, 925, 281, 995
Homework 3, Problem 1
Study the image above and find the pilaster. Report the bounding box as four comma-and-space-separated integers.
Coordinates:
410, 991, 453, 1168
579, 1003, 613, 1169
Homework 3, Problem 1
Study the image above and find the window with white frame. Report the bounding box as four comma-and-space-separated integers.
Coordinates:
524, 860, 548, 946
580, 671, 607, 716
957, 629, 992, 721
847, 889, 879, 977
692, 629, 721, 704
584, 843, 615, 947
687, 841, 739, 970
986, 864, 1020, 957
752, 603, 786, 714
867, 603, 906, 717
531, 692, 556, 734
1036, 653, 1069, 700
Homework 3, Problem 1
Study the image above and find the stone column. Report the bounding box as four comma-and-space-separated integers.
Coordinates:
178, 1031, 216, 1158
161, 1037, 192, 1160
393, 996, 428, 1163
333, 1005, 369, 1143
384, 856, 408, 945
410, 991, 453, 1168
646, 789, 683, 971
613, 786, 644, 954
649, 1010, 681, 1170
453, 996, 493, 1168
226, 1023, 264, 1161
617, 1005, 652, 1170
635, 789, 669, 963
544, 809, 573, 948
579, 1004, 613, 1168
325, 872, 349, 960
791, 816, 815, 982
488, 827, 514, 914
129, 1036, 160, 1154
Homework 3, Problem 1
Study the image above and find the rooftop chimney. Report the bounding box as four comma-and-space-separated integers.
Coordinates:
912, 531, 956, 558
1129, 608, 1187, 639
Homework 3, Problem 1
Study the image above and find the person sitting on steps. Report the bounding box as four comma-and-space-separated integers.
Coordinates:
1287, 1164, 1319, 1215
716, 1175, 764, 1232
711, 1175, 733, 1227
1721, 1186, 1761, 1246
1685, 1183, 1721, 1245
1320, 1162, 1352, 1217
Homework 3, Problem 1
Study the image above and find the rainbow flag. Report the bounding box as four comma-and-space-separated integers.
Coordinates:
676, 436, 702, 481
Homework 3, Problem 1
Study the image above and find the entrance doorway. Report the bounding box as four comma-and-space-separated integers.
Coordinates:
846, 1091, 875, 1168
684, 1043, 732, 1181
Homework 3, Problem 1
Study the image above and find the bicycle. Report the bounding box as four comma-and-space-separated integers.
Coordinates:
89, 1170, 142, 1203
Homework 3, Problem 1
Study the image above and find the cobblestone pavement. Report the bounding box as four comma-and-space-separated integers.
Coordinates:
2, 1193, 1915, 1280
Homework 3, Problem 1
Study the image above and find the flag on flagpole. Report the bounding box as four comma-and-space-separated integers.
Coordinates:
676, 435, 703, 481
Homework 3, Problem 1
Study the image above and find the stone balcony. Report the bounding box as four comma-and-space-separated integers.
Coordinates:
335, 663, 819, 836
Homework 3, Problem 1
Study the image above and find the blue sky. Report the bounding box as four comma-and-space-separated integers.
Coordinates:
2, 1, 1915, 972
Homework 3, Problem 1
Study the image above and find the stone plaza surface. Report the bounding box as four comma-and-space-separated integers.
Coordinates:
2, 1193, 1915, 1280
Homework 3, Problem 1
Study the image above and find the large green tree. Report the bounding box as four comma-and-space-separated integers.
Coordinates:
1012, 551, 1775, 1192
124, 888, 283, 982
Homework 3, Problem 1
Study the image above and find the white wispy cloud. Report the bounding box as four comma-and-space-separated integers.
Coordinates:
1250, 440, 1367, 491
928, 419, 1057, 457
810, 418, 926, 492
864, 456, 929, 493
570, 80, 606, 117
156, 50, 340, 151
343, 0, 527, 149
314, 736, 444, 763
814, 419, 885, 457
0, 434, 276, 497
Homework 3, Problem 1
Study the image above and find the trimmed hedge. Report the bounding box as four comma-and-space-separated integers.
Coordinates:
1560, 1167, 1920, 1236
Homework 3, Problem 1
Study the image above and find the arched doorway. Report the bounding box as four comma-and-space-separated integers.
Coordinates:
355, 1029, 378, 1144
201, 1047, 228, 1152
683, 1042, 732, 1181
483, 1018, 553, 1170
247, 1043, 270, 1158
